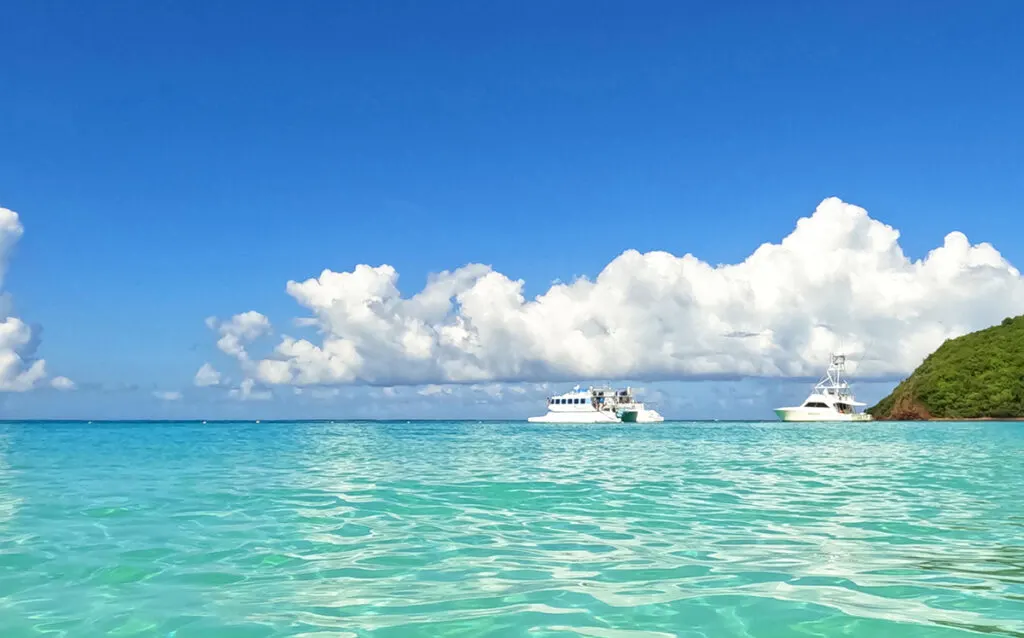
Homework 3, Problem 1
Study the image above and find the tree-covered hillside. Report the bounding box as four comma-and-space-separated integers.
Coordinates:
868, 316, 1024, 420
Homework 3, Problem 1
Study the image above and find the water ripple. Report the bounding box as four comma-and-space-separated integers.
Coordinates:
0, 420, 1023, 636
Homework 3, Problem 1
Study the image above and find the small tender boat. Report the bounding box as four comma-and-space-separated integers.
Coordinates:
528, 385, 665, 423
774, 353, 873, 422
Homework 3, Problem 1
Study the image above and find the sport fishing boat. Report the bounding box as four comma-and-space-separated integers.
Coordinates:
774, 353, 873, 422
528, 385, 665, 423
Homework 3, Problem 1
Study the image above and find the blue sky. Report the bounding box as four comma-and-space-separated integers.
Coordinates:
1, 1, 1022, 419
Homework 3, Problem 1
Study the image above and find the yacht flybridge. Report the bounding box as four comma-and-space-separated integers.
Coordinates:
528, 385, 665, 423
774, 353, 873, 422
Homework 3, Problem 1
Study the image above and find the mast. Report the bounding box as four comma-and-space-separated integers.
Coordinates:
815, 352, 851, 398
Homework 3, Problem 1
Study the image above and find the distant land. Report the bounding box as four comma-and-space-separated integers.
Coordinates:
868, 315, 1024, 420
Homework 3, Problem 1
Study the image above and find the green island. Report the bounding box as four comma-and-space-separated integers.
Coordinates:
868, 315, 1024, 420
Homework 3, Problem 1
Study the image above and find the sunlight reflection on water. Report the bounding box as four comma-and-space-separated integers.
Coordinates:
0, 420, 1022, 637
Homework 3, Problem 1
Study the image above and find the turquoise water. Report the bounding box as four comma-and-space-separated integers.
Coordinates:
1, 421, 1023, 637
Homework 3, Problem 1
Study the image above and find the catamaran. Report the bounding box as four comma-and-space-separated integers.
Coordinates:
774, 353, 873, 422
528, 385, 665, 423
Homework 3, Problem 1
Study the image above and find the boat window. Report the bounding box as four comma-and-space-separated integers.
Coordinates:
803, 402, 829, 408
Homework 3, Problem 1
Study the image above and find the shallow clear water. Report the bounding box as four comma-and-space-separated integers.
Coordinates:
1, 420, 1023, 637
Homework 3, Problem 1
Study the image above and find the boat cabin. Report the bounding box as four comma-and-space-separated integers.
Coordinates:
802, 398, 855, 414
544, 385, 640, 412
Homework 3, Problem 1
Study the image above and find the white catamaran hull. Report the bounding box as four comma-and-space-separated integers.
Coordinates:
774, 407, 873, 422
527, 410, 621, 424
619, 409, 665, 423
528, 408, 665, 424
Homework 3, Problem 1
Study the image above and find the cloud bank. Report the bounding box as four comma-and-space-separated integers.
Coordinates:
202, 198, 1024, 390
0, 207, 69, 392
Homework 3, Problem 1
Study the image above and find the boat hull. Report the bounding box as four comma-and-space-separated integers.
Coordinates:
619, 409, 665, 423
774, 408, 873, 422
527, 411, 620, 424
527, 408, 665, 424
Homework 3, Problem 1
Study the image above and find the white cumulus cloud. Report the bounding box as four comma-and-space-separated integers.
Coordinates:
153, 390, 183, 401
208, 197, 1024, 387
193, 362, 222, 387
209, 311, 271, 361
0, 207, 70, 392
229, 378, 272, 401
51, 376, 76, 391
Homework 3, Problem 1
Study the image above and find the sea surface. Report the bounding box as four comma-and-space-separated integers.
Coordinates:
1, 420, 1023, 637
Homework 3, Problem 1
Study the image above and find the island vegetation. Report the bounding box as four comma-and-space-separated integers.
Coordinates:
868, 315, 1024, 420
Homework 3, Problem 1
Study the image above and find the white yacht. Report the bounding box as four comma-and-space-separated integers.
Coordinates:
528, 385, 665, 423
774, 353, 873, 422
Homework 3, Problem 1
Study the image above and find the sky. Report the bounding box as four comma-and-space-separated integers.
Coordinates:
1, 1, 1022, 419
